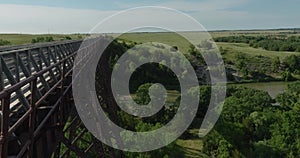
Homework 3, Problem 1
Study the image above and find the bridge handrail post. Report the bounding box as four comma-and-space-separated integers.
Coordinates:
59, 60, 66, 126
28, 78, 37, 158
0, 94, 10, 158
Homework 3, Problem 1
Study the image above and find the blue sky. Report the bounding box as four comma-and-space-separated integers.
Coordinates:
0, 0, 299, 33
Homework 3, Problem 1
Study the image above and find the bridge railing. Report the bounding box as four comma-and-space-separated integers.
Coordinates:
0, 40, 81, 111
0, 40, 82, 158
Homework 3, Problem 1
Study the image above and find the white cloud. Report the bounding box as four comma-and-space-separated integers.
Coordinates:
153, 0, 289, 30
115, 0, 250, 12
90, 7, 211, 33
0, 4, 117, 33
0, 1, 297, 33
112, 0, 279, 30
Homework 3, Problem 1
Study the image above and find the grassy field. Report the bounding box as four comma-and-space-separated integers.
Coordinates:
2, 29, 300, 59
218, 42, 298, 60
175, 128, 209, 158
116, 30, 300, 62
0, 34, 87, 45
210, 29, 300, 37
176, 139, 208, 158
118, 32, 194, 53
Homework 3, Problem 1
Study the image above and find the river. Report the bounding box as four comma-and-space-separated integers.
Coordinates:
230, 82, 294, 98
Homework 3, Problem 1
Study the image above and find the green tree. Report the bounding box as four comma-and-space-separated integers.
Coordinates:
280, 69, 293, 81
45, 36, 54, 42
203, 87, 274, 157
188, 44, 198, 56
135, 83, 153, 104
123, 121, 183, 158
271, 56, 280, 72
283, 55, 299, 72
0, 39, 11, 46
241, 67, 248, 78
65, 36, 72, 40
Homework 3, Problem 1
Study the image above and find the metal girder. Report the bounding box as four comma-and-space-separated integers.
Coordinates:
0, 57, 30, 109
59, 45, 73, 69
29, 54, 51, 91
39, 48, 58, 83
48, 47, 62, 75
17, 54, 43, 98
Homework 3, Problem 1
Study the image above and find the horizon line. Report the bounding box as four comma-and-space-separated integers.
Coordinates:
1, 27, 300, 35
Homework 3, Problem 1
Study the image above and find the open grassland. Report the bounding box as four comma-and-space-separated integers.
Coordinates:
218, 42, 298, 60
210, 29, 300, 37
0, 34, 87, 45
118, 32, 194, 53
2, 29, 300, 57
117, 31, 215, 53
175, 128, 209, 158
116, 30, 300, 61
176, 139, 208, 158
2, 32, 293, 62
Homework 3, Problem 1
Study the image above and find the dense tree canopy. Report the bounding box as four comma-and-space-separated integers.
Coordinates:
93, 38, 300, 158
214, 35, 300, 52
203, 82, 300, 157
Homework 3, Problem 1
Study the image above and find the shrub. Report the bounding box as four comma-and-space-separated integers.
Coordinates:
0, 39, 11, 46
